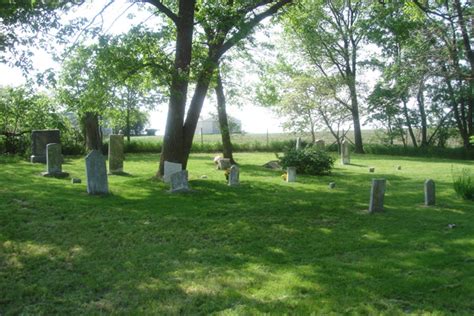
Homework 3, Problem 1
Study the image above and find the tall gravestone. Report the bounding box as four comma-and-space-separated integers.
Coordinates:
315, 139, 325, 150
30, 130, 60, 163
108, 134, 124, 174
341, 140, 350, 165
287, 167, 296, 182
424, 179, 435, 206
164, 161, 182, 183
169, 170, 190, 193
296, 137, 301, 150
85, 150, 109, 195
369, 179, 386, 213
228, 165, 240, 186
42, 143, 68, 178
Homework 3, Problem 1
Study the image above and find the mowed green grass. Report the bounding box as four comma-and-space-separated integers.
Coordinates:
1, 153, 474, 314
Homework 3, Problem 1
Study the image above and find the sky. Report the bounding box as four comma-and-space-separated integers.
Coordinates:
0, 1, 286, 134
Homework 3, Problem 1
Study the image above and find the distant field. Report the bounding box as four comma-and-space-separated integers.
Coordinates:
132, 130, 381, 146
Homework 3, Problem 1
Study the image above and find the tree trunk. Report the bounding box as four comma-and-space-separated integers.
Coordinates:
126, 104, 131, 143
158, 0, 196, 176
417, 80, 428, 146
348, 78, 364, 153
215, 68, 236, 164
84, 112, 102, 151
402, 100, 418, 147
182, 58, 217, 169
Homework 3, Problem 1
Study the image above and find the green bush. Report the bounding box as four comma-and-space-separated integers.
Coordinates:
452, 168, 474, 200
278, 147, 335, 175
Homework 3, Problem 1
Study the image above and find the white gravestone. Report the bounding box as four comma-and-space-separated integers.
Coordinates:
287, 167, 296, 183
296, 137, 301, 150
85, 150, 109, 195
164, 161, 182, 183
228, 165, 240, 186
42, 143, 68, 178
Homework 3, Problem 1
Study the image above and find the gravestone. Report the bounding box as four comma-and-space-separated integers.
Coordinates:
424, 179, 435, 206
169, 170, 190, 193
328, 182, 336, 189
42, 143, 68, 178
296, 137, 301, 150
71, 178, 82, 184
108, 134, 124, 174
369, 179, 386, 213
315, 139, 325, 150
217, 158, 231, 170
369, 167, 375, 173
164, 161, 182, 183
396, 165, 402, 170
228, 165, 240, 186
341, 140, 350, 165
30, 129, 60, 163
287, 167, 296, 182
85, 150, 109, 195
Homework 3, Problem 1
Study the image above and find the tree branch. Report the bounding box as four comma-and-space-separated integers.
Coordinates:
142, 0, 179, 25
216, 0, 293, 59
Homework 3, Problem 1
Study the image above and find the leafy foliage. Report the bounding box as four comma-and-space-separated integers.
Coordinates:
278, 146, 334, 175
453, 168, 474, 201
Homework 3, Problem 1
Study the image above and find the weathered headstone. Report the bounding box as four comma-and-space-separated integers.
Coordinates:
315, 139, 325, 150
169, 170, 190, 193
71, 178, 82, 184
217, 158, 231, 170
369, 179, 386, 213
296, 137, 301, 150
424, 179, 435, 206
287, 167, 296, 182
108, 134, 124, 174
30, 129, 60, 163
42, 143, 68, 178
228, 165, 240, 186
369, 167, 375, 173
164, 161, 182, 183
328, 182, 336, 189
341, 140, 350, 165
85, 150, 109, 195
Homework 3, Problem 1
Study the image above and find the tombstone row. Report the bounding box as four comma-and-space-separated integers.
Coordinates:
369, 178, 436, 213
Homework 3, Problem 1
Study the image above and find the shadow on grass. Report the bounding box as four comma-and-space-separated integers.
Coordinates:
1, 155, 474, 314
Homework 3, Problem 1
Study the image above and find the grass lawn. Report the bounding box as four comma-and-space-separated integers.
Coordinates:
1, 152, 474, 314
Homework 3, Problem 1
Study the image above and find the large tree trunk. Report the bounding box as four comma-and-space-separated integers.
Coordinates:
158, 0, 196, 176
84, 112, 102, 151
181, 58, 217, 169
402, 100, 418, 147
348, 76, 364, 153
215, 68, 236, 164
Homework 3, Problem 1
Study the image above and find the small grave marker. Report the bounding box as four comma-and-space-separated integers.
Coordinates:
424, 179, 435, 206
369, 179, 386, 213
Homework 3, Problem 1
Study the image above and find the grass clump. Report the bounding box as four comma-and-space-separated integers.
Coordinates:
453, 168, 474, 200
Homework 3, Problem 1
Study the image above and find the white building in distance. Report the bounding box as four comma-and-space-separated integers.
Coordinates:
195, 117, 242, 135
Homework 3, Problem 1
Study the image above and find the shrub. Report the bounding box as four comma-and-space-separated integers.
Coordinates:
278, 146, 335, 175
452, 168, 474, 201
